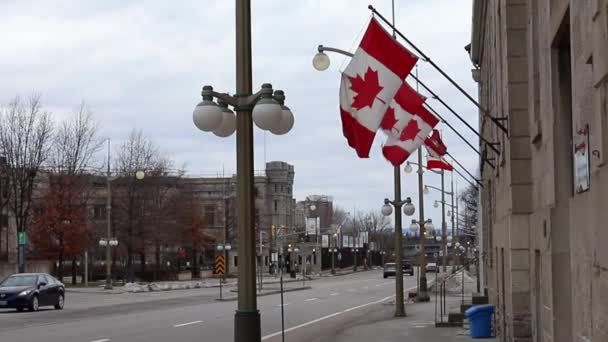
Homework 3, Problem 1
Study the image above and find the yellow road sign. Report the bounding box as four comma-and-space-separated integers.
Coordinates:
214, 255, 225, 275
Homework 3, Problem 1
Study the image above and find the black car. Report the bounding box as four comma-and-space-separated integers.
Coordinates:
402, 262, 414, 276
0, 273, 65, 312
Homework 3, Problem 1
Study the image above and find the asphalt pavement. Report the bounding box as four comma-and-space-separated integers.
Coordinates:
0, 270, 421, 342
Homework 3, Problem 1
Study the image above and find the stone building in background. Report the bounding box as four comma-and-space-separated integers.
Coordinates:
470, 0, 608, 341
0, 161, 296, 280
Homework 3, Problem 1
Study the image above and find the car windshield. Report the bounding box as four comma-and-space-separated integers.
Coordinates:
385, 263, 395, 269
0, 275, 37, 287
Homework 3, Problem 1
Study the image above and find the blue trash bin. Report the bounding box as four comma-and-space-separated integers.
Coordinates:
465, 304, 495, 338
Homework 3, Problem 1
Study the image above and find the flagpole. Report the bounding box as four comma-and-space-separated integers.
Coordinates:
368, 4, 508, 135
415, 66, 430, 302
409, 72, 500, 155
390, 0, 406, 317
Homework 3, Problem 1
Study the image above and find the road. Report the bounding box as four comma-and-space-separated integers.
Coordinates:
0, 270, 422, 342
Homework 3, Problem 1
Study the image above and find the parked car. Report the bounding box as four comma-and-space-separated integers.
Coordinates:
0, 273, 65, 312
383, 262, 396, 278
402, 262, 414, 276
426, 262, 438, 273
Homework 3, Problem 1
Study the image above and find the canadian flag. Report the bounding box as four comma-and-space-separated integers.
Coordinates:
380, 82, 439, 166
425, 129, 453, 171
339, 18, 418, 158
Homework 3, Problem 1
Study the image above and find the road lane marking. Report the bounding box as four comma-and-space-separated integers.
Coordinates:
362, 286, 369, 290
330, 292, 340, 296
262, 296, 394, 340
276, 303, 291, 307
305, 298, 319, 302
90, 339, 110, 342
173, 320, 203, 327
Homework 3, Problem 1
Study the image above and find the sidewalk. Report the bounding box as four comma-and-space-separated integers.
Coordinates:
67, 274, 316, 295
331, 295, 496, 341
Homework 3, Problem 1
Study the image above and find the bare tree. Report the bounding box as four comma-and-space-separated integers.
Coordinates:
0, 157, 9, 260
44, 102, 102, 282
331, 206, 349, 228
356, 210, 391, 248
139, 170, 181, 281
49, 102, 103, 175
458, 183, 479, 234
113, 129, 170, 282
0, 95, 53, 272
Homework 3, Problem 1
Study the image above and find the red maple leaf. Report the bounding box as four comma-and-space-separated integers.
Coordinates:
348, 67, 384, 110
380, 107, 398, 130
400, 119, 420, 141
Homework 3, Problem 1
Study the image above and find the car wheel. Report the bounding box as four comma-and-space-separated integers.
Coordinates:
54, 294, 64, 310
16, 307, 24, 312
29, 295, 39, 312
383, 274, 387, 278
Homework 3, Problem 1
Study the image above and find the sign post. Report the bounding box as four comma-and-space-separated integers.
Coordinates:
17, 231, 26, 273
215, 255, 225, 299
18, 231, 26, 245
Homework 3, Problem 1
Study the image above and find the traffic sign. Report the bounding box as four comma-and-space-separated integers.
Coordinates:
214, 255, 225, 275
18, 232, 26, 245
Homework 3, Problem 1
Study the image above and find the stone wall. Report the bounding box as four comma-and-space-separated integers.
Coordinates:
471, 0, 608, 341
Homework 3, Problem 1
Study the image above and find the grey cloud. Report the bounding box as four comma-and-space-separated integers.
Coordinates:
1, 0, 478, 222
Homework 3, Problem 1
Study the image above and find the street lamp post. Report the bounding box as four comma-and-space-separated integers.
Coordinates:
191, 2, 294, 340
404, 162, 430, 302
424, 171, 452, 273
309, 203, 320, 272
331, 233, 337, 275
98, 237, 118, 289
382, 196, 416, 317
313, 41, 421, 315
100, 138, 115, 290
409, 217, 434, 302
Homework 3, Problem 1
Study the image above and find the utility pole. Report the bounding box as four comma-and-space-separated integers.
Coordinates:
441, 170, 447, 273
104, 139, 113, 290
416, 71, 430, 302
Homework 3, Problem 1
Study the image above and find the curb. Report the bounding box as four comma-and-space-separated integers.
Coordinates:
215, 286, 312, 302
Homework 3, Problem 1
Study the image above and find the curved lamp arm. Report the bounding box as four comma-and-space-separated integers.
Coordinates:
317, 45, 354, 58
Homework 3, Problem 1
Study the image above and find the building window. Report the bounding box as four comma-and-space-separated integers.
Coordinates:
265, 256, 268, 266
234, 256, 238, 267
274, 184, 278, 192
93, 205, 106, 219
204, 204, 215, 225
280, 185, 284, 193
274, 200, 278, 213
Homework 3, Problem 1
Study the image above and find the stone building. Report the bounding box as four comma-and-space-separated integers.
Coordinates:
470, 1, 608, 341
87, 160, 296, 276
0, 161, 296, 279
294, 195, 334, 273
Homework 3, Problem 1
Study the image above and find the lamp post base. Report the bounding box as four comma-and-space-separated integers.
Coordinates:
234, 310, 261, 342
416, 276, 431, 302
104, 277, 112, 290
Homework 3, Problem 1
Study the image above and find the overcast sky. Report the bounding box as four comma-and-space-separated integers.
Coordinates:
0, 0, 479, 224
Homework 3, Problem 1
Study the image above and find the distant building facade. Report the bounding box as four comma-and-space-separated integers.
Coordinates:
0, 161, 296, 279
470, 1, 608, 341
